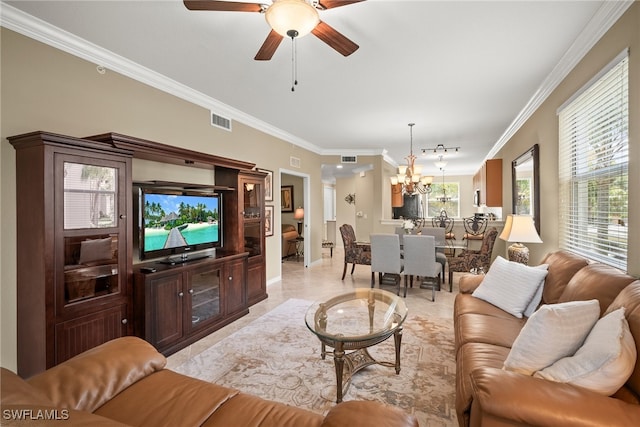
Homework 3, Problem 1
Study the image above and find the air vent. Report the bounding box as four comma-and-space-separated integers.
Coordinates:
290, 156, 301, 168
341, 155, 357, 163
210, 111, 232, 131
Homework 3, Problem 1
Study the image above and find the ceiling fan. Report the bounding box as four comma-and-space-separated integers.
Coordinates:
183, 0, 364, 60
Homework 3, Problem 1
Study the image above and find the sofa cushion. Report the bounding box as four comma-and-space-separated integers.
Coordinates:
503, 299, 600, 376
471, 256, 548, 318
454, 293, 523, 320
557, 263, 636, 316
201, 392, 324, 427
455, 313, 526, 351
605, 281, 640, 401
1, 368, 54, 407
540, 251, 589, 304
95, 369, 242, 427
535, 308, 637, 396
321, 401, 419, 427
28, 337, 166, 413
456, 343, 510, 426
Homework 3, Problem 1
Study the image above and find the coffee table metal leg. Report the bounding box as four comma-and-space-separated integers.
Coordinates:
334, 342, 345, 403
394, 327, 403, 374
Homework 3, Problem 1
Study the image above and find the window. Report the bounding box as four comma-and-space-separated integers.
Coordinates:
424, 181, 460, 218
558, 50, 628, 270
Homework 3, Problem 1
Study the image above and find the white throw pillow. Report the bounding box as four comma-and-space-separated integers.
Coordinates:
534, 308, 637, 395
523, 263, 550, 317
472, 256, 549, 318
503, 299, 600, 376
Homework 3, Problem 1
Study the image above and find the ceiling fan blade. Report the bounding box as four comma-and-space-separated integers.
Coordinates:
183, 0, 263, 12
312, 21, 359, 57
317, 0, 365, 10
255, 30, 284, 61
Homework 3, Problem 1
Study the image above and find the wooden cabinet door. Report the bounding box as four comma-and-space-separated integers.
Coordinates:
150, 273, 183, 349
55, 304, 127, 364
247, 256, 266, 305
225, 257, 247, 316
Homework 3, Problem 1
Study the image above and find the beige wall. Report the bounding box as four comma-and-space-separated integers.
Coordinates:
496, 2, 639, 270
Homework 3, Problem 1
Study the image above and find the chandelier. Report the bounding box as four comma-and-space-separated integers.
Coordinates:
436, 168, 451, 203
390, 123, 433, 195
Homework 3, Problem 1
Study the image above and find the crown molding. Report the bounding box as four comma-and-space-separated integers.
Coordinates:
485, 0, 634, 160
0, 3, 322, 154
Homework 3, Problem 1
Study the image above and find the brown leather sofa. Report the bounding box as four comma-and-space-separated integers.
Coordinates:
454, 250, 640, 426
1, 336, 418, 427
282, 223, 299, 258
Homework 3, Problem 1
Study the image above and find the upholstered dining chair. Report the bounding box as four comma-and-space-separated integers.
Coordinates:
339, 224, 371, 280
402, 235, 442, 301
370, 233, 403, 296
448, 227, 498, 285
419, 227, 449, 289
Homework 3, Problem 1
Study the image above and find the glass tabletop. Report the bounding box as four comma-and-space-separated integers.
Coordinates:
305, 288, 408, 343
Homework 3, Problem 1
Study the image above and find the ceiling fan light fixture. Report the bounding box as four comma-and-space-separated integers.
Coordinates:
265, 0, 320, 38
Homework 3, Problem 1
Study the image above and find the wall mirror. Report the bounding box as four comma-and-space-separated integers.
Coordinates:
512, 144, 540, 233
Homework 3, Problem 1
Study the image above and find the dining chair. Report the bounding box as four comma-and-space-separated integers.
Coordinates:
370, 233, 403, 296
432, 210, 456, 241
339, 224, 371, 280
394, 226, 405, 246
402, 235, 442, 301
462, 216, 488, 249
419, 227, 449, 289
448, 227, 498, 284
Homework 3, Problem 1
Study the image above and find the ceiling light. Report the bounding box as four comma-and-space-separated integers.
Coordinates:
434, 155, 447, 170
390, 123, 433, 195
265, 0, 320, 38
422, 143, 460, 154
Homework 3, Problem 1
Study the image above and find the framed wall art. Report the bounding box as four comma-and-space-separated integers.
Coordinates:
281, 185, 294, 213
265, 205, 274, 237
258, 168, 273, 201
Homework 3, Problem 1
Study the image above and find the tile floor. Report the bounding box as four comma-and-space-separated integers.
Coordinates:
167, 248, 461, 368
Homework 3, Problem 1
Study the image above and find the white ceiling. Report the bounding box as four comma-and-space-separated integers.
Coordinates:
2, 0, 629, 181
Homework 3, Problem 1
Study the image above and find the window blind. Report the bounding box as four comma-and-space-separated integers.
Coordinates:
558, 50, 628, 270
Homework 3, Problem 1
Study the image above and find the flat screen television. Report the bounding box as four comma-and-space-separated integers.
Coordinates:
139, 187, 223, 261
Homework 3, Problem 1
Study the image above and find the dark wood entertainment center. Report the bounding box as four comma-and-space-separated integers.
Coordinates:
10, 131, 267, 377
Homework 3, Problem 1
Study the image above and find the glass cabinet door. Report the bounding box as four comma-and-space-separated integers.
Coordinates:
187, 265, 221, 330
64, 162, 117, 229
58, 158, 126, 308
243, 181, 262, 218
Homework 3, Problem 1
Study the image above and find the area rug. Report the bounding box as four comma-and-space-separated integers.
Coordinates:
173, 298, 457, 426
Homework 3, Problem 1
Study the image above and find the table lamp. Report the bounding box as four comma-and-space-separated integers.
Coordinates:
294, 207, 304, 235
499, 215, 542, 265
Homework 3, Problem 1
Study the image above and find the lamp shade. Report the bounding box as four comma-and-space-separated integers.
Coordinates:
294, 207, 305, 220
265, 0, 319, 38
499, 215, 542, 243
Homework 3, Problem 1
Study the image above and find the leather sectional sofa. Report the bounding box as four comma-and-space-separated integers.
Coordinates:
1, 337, 418, 427
454, 250, 640, 426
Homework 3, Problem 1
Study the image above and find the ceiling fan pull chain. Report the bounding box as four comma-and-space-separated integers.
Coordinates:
290, 35, 298, 92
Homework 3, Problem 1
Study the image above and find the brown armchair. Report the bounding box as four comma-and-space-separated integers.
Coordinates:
339, 224, 372, 280
448, 227, 498, 284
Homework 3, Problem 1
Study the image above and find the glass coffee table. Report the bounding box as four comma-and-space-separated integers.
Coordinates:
305, 288, 408, 403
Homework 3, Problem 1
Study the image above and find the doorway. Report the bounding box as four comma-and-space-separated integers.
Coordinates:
279, 169, 310, 271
